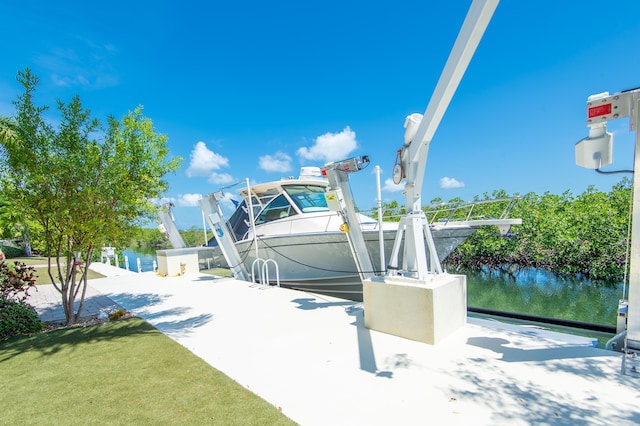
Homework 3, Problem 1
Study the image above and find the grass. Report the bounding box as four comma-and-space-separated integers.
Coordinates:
200, 267, 233, 278
0, 317, 295, 425
8, 256, 106, 285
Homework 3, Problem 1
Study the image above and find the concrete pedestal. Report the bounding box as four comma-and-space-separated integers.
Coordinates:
363, 274, 466, 345
156, 248, 200, 276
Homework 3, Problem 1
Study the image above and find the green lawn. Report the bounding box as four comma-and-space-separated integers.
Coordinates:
0, 317, 295, 425
8, 256, 106, 285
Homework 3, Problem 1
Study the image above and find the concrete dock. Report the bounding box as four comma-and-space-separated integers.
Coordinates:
26, 264, 640, 425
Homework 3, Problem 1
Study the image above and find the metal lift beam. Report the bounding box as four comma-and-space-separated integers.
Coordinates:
199, 192, 251, 282
157, 203, 187, 249
390, 0, 499, 281
321, 156, 376, 283
575, 88, 640, 374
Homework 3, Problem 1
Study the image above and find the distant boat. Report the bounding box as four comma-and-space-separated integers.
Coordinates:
206, 169, 521, 300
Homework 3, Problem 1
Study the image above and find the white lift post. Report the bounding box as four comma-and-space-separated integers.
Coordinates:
364, 0, 500, 345
321, 156, 376, 283
199, 192, 251, 282
157, 203, 187, 249
389, 0, 499, 280
575, 88, 640, 376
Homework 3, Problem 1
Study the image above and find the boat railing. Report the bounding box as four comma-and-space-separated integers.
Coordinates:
362, 197, 521, 226
251, 257, 280, 288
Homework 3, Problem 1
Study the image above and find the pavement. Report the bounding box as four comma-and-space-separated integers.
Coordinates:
25, 261, 135, 323
22, 262, 640, 425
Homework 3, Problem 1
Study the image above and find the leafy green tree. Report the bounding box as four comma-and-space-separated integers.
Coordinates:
0, 197, 33, 256
446, 181, 632, 282
0, 69, 182, 324
181, 226, 208, 247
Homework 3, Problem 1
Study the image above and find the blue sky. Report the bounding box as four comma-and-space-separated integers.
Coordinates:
1, 1, 640, 229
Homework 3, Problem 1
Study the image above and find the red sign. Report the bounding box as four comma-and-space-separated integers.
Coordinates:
588, 103, 612, 118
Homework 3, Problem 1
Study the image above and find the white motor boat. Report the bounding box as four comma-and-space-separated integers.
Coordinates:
206, 169, 521, 300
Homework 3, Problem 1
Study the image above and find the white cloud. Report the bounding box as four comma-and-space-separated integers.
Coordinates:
152, 196, 176, 206
208, 172, 235, 185
177, 193, 203, 207
382, 178, 404, 192
296, 126, 358, 163
259, 151, 292, 173
186, 141, 229, 177
440, 177, 465, 189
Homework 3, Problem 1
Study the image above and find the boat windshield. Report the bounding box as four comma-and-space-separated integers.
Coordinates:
283, 185, 329, 213
255, 194, 297, 224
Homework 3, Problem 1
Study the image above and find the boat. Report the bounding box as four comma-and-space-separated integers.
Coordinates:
204, 167, 521, 300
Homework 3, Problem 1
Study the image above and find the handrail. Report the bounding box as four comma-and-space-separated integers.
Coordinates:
362, 197, 521, 225
251, 257, 280, 288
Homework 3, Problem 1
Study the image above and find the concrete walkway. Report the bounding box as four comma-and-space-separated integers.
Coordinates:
23, 264, 640, 425
25, 261, 134, 323
91, 271, 640, 425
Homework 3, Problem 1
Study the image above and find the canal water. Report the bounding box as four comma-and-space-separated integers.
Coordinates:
462, 266, 623, 327
119, 247, 158, 273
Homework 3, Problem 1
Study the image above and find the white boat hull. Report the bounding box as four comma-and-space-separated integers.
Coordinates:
212, 226, 475, 300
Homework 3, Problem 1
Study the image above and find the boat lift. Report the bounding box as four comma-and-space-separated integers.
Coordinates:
321, 155, 376, 283
199, 192, 251, 282
575, 87, 640, 376
157, 202, 187, 249
323, 0, 501, 344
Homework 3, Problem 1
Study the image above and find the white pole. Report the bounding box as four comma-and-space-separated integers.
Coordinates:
202, 208, 208, 245
626, 99, 640, 347
375, 165, 386, 274
246, 178, 259, 260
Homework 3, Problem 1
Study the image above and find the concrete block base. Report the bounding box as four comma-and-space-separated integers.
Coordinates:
363, 274, 467, 345
156, 248, 200, 276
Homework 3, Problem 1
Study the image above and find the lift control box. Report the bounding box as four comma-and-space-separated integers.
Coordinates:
324, 188, 346, 211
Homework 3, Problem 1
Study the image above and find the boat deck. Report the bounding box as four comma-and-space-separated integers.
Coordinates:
29, 264, 640, 425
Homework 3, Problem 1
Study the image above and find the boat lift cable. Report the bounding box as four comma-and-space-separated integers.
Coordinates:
595, 168, 634, 175
622, 188, 633, 300
255, 235, 385, 275
223, 238, 256, 269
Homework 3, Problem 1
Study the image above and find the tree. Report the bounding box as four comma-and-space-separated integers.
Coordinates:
0, 69, 182, 324
0, 196, 34, 256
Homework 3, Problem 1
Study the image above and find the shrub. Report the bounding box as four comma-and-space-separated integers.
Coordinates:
0, 261, 37, 302
109, 308, 127, 321
0, 297, 43, 340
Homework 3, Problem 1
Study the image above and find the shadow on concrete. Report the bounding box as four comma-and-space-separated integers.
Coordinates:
467, 336, 615, 364
346, 305, 393, 378
447, 342, 640, 425
105, 292, 214, 338
105, 292, 169, 311
291, 297, 354, 310
35, 293, 121, 323
154, 313, 215, 338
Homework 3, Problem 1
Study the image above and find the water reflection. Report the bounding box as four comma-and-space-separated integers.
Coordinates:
119, 248, 157, 272
463, 267, 624, 326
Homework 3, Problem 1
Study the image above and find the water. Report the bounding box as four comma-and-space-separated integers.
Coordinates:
463, 266, 624, 327
119, 248, 158, 272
